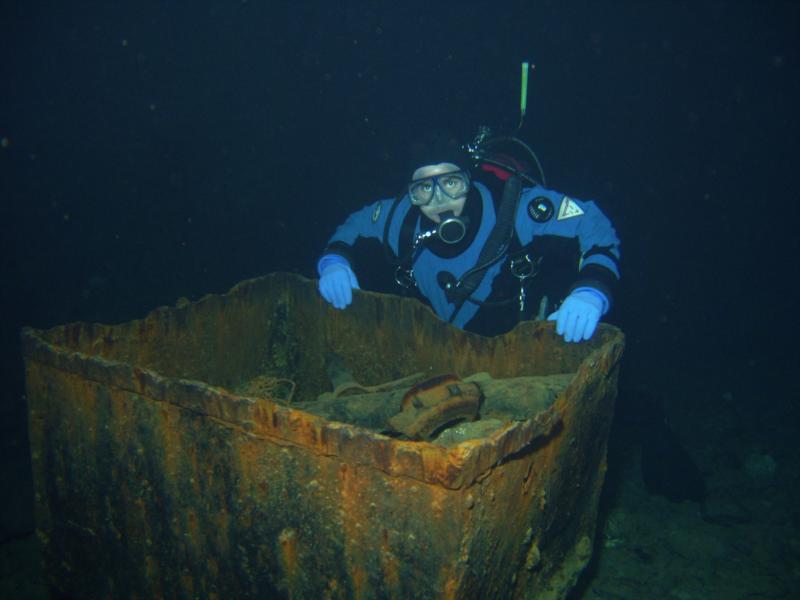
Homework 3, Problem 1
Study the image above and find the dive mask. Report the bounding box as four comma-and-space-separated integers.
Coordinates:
408, 170, 471, 206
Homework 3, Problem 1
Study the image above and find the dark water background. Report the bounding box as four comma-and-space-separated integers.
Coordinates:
1, 0, 798, 594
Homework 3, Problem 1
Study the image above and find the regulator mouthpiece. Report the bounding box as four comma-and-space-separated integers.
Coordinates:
437, 211, 467, 245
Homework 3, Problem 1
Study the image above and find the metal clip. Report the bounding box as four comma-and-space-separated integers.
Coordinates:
509, 254, 542, 313
510, 254, 540, 279
394, 267, 416, 289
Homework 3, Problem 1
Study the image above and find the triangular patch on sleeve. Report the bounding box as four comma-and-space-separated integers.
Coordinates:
557, 196, 585, 220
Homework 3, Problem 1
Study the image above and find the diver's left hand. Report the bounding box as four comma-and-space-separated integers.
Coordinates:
548, 288, 607, 343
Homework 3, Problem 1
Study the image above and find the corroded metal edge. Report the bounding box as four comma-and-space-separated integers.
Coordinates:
19, 323, 622, 491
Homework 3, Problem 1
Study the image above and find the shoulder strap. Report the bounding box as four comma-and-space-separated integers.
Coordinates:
396, 205, 420, 265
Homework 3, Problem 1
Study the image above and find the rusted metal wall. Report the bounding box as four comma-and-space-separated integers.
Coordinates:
23, 272, 623, 599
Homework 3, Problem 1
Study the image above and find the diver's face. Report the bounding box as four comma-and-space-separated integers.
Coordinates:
410, 163, 468, 223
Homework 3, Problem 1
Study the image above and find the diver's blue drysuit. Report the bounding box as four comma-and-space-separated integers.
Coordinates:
319, 176, 620, 337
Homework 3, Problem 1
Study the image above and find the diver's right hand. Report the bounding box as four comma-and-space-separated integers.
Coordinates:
318, 255, 360, 309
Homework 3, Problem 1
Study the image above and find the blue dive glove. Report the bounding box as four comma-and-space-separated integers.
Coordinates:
317, 254, 360, 309
548, 287, 608, 343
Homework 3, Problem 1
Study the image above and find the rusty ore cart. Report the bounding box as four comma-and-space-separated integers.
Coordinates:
22, 272, 624, 600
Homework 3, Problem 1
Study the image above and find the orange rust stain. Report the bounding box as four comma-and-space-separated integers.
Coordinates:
378, 527, 401, 595
426, 484, 453, 523
323, 578, 341, 599
185, 509, 199, 547
278, 527, 299, 578
159, 400, 186, 482
350, 565, 367, 599
337, 461, 376, 597
441, 570, 459, 600
231, 438, 274, 535
417, 444, 460, 488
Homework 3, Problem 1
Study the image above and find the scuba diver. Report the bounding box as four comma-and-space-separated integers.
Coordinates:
316, 63, 620, 341
315, 128, 621, 341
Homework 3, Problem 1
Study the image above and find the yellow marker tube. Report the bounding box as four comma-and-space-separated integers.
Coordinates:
520, 61, 529, 117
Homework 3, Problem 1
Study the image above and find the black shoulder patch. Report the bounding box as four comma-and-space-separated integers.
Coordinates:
527, 197, 554, 223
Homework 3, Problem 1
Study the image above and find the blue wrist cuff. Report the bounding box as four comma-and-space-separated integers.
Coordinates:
572, 286, 610, 315
317, 254, 350, 277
